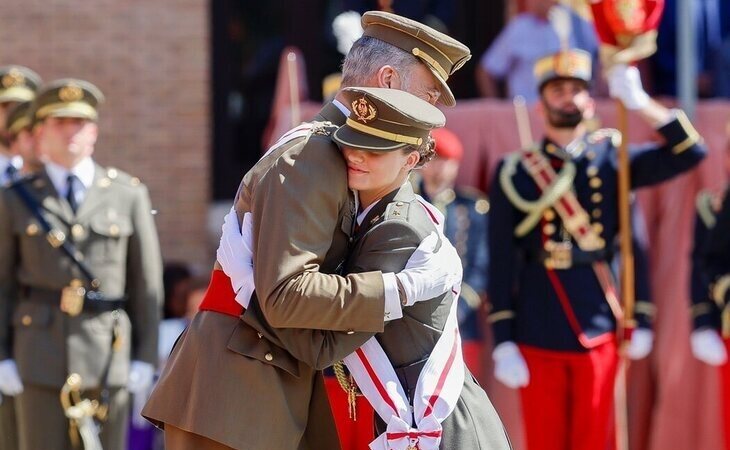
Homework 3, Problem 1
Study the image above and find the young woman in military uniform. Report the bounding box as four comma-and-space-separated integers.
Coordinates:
323, 86, 511, 450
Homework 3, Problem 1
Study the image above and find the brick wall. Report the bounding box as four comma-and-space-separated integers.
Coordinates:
2, 0, 212, 269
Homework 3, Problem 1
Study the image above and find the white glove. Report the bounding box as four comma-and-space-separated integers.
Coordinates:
492, 342, 530, 389
395, 232, 462, 307
607, 64, 650, 110
127, 361, 155, 394
691, 329, 728, 366
0, 359, 23, 396
128, 360, 155, 427
216, 208, 255, 308
626, 328, 653, 360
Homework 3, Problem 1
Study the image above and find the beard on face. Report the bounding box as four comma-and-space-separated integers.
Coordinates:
542, 100, 584, 129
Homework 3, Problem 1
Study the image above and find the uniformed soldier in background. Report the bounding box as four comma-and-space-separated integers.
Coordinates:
0, 78, 163, 450
0, 65, 41, 184
488, 49, 705, 450
5, 101, 43, 175
0, 64, 40, 450
690, 122, 730, 450
414, 127, 490, 380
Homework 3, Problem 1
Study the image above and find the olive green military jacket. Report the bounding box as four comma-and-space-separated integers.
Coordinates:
0, 165, 163, 389
145, 103, 385, 450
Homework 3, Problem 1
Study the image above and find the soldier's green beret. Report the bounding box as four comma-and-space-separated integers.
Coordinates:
0, 65, 42, 104
361, 11, 471, 107
5, 101, 33, 137
333, 87, 445, 151
33, 78, 105, 122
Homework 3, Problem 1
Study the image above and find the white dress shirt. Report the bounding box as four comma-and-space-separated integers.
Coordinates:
45, 157, 96, 207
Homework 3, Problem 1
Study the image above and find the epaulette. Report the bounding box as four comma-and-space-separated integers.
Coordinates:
309, 120, 338, 137
587, 128, 622, 147
102, 167, 142, 188
383, 199, 411, 223
696, 190, 721, 228
456, 186, 490, 215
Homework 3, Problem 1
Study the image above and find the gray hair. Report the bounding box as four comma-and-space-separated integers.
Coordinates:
341, 36, 420, 88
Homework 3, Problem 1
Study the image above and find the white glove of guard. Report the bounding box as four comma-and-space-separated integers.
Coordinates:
626, 328, 653, 360
216, 208, 255, 308
492, 342, 530, 389
607, 64, 650, 110
0, 359, 23, 396
395, 232, 463, 307
128, 360, 155, 427
691, 329, 728, 366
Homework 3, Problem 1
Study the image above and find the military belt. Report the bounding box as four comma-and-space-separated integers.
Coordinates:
22, 286, 126, 314
526, 248, 612, 268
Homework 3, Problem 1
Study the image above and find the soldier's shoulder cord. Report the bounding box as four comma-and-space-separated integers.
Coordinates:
499, 147, 576, 237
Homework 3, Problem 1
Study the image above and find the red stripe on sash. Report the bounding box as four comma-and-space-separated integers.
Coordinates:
355, 348, 399, 415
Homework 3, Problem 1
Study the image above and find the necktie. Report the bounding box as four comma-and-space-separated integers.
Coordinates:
66, 174, 79, 213
3, 164, 16, 183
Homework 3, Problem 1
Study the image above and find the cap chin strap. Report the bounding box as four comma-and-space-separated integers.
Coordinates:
346, 118, 423, 146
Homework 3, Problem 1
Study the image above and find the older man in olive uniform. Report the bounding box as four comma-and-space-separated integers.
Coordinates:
0, 78, 163, 450
0, 64, 41, 450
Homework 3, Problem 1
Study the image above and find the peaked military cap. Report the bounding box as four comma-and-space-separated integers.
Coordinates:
361, 11, 471, 107
534, 49, 592, 91
0, 65, 42, 104
333, 87, 445, 151
33, 78, 105, 122
5, 101, 33, 137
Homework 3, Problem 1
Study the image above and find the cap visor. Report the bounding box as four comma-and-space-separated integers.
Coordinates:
333, 126, 410, 152
41, 105, 97, 121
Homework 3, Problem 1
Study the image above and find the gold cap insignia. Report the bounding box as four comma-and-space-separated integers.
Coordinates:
59, 84, 84, 102
351, 97, 377, 123
2, 69, 24, 88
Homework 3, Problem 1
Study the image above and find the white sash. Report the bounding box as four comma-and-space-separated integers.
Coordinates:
343, 291, 465, 450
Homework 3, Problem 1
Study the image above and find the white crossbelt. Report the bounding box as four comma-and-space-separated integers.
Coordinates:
343, 296, 464, 450
343, 200, 464, 450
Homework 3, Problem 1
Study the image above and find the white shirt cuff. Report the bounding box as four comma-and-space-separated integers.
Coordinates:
382, 272, 403, 322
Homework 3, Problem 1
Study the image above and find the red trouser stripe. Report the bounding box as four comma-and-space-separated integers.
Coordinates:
198, 270, 244, 317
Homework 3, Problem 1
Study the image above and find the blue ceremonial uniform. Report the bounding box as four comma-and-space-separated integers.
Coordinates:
690, 189, 725, 332
488, 114, 706, 352
418, 183, 490, 341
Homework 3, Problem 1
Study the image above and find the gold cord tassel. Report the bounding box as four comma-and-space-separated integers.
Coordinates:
333, 361, 359, 421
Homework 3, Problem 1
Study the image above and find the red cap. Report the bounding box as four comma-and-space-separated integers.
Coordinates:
431, 128, 463, 161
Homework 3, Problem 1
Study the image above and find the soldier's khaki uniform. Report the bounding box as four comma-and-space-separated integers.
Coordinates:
0, 79, 162, 450
0, 64, 41, 450
144, 102, 358, 450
